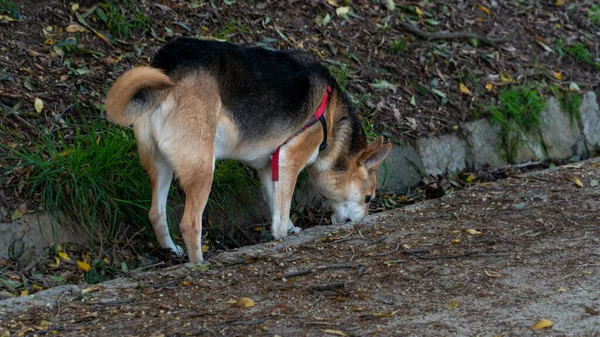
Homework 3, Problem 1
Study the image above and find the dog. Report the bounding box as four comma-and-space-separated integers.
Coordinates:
105, 37, 391, 262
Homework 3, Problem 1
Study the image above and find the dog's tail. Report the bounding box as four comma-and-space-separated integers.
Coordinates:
105, 66, 175, 126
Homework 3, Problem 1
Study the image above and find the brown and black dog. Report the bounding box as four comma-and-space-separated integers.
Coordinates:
105, 37, 391, 262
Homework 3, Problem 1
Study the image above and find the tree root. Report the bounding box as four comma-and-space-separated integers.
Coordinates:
397, 20, 507, 47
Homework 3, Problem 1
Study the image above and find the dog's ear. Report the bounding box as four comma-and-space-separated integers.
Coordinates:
360, 137, 392, 171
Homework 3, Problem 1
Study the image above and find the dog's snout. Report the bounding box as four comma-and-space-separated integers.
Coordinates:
345, 218, 352, 223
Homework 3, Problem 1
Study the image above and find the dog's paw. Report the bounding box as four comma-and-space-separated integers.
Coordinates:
170, 245, 185, 257
287, 225, 302, 234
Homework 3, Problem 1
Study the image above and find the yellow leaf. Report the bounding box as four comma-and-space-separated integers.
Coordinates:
71, 3, 80, 12
555, 0, 563, 6
451, 239, 461, 244
0, 14, 17, 22
232, 297, 255, 308
571, 177, 583, 188
57, 251, 71, 261
465, 228, 482, 235
373, 312, 393, 317
34, 98, 44, 113
500, 73, 512, 82
459, 83, 471, 96
336, 6, 349, 16
201, 245, 209, 253
449, 299, 459, 309
44, 39, 55, 46
81, 286, 102, 294
321, 330, 348, 337
556, 287, 568, 293
466, 174, 475, 182
530, 318, 553, 330
11, 203, 27, 221
327, 0, 338, 6
17, 327, 34, 337
77, 261, 91, 272
66, 24, 86, 33
485, 83, 493, 91
553, 71, 562, 80
94, 30, 110, 44
31, 284, 43, 291
415, 6, 423, 18
478, 4, 492, 15
20, 289, 29, 297
182, 281, 190, 286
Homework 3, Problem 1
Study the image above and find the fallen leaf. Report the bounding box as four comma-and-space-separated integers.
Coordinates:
34, 98, 43, 113
569, 82, 580, 91
451, 239, 461, 244
201, 245, 209, 253
385, 0, 395, 11
449, 299, 459, 309
485, 83, 493, 91
321, 330, 347, 337
81, 286, 102, 294
20, 290, 29, 297
459, 83, 471, 96
530, 318, 553, 330
571, 177, 584, 188
465, 228, 482, 235
57, 251, 71, 261
336, 6, 349, 17
77, 261, 91, 272
415, 6, 423, 18
371, 80, 397, 92
590, 179, 598, 187
0, 14, 18, 22
232, 297, 255, 308
585, 306, 599, 315
11, 203, 27, 221
556, 287, 568, 293
555, 0, 563, 6
477, 4, 492, 16
372, 312, 393, 317
65, 24, 86, 33
71, 3, 80, 12
327, 0, 338, 6
553, 71, 562, 81
466, 174, 475, 182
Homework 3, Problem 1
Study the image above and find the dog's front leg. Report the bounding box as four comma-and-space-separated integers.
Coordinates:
258, 164, 301, 238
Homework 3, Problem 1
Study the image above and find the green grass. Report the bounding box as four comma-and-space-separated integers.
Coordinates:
0, 0, 21, 20
97, 0, 151, 40
1, 117, 261, 251
487, 84, 546, 162
555, 40, 600, 70
550, 86, 583, 125
211, 19, 252, 41
588, 4, 600, 26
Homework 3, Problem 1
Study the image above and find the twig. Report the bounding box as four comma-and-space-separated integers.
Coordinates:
397, 20, 507, 47
372, 243, 400, 257
88, 298, 134, 306
310, 282, 345, 291
226, 319, 266, 325
404, 250, 479, 260
284, 263, 359, 279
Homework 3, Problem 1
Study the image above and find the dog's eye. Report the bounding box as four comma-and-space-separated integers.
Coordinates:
364, 195, 372, 204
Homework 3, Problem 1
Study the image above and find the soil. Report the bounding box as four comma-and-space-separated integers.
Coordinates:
1, 158, 599, 336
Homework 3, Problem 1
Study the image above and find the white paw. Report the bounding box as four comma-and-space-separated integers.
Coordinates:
170, 245, 185, 257
287, 225, 302, 234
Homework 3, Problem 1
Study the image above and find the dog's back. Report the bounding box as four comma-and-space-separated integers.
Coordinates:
148, 37, 332, 140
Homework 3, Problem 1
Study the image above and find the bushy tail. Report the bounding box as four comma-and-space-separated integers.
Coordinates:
105, 66, 175, 126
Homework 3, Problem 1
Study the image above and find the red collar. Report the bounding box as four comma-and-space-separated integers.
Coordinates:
271, 86, 332, 181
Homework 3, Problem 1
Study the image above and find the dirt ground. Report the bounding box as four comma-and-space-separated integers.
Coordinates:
1, 158, 598, 336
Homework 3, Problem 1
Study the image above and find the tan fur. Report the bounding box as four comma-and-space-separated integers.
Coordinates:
106, 65, 391, 263
105, 66, 175, 126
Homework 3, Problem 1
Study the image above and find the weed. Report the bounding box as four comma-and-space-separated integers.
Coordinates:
555, 40, 600, 70
390, 39, 407, 54
329, 62, 350, 92
487, 84, 546, 162
0, 0, 22, 20
588, 4, 600, 26
96, 0, 151, 40
211, 19, 251, 41
550, 86, 583, 125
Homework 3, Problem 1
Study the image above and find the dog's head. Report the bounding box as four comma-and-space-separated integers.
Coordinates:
310, 136, 391, 224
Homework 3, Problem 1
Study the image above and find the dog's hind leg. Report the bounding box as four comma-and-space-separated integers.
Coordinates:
147, 153, 184, 256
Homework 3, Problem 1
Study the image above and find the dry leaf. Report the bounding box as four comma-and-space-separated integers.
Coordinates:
34, 98, 44, 113
485, 83, 493, 91
459, 83, 472, 96
449, 299, 459, 309
571, 177, 584, 188
585, 306, 599, 315
57, 251, 71, 261
336, 6, 349, 16
451, 239, 461, 244
201, 245, 209, 253
530, 318, 553, 330
553, 71, 562, 81
11, 203, 27, 221
478, 4, 492, 15
555, 0, 563, 6
466, 174, 475, 182
66, 24, 86, 33
465, 228, 482, 235
321, 330, 347, 337
77, 261, 91, 272
232, 297, 255, 308
20, 290, 29, 297
415, 6, 423, 18
556, 287, 568, 293
372, 312, 393, 317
